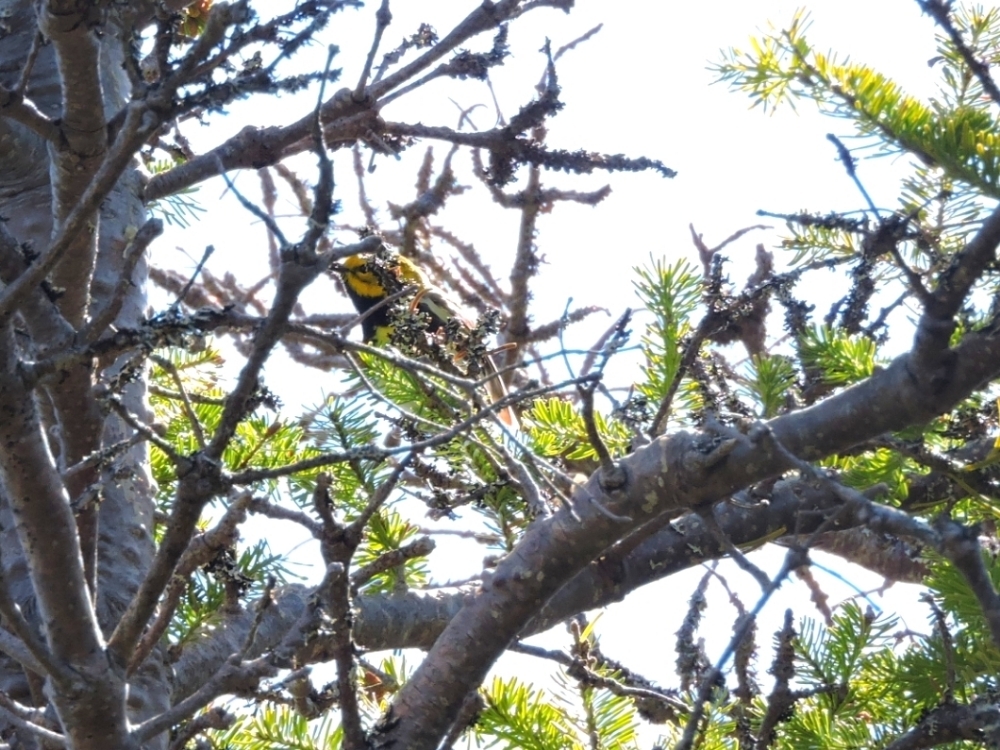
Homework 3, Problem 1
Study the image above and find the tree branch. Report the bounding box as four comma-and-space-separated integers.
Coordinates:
371, 320, 1000, 748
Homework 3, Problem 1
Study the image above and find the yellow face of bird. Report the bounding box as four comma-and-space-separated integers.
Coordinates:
339, 253, 429, 345
341, 254, 431, 296
341, 254, 388, 299
339, 252, 468, 342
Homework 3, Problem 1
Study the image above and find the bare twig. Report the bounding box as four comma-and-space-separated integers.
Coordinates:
351, 537, 435, 589
912, 203, 1000, 370
61, 433, 145, 481
170, 245, 216, 313
355, 0, 392, 99
218, 164, 290, 248
578, 386, 615, 474
347, 455, 413, 541
81, 218, 163, 342
239, 576, 277, 660
128, 493, 254, 675
167, 707, 234, 750
826, 134, 879, 215
247, 495, 323, 536
103, 394, 182, 463
15, 31, 43, 96
0, 84, 59, 141
698, 509, 771, 591
937, 520, 1000, 650
923, 593, 956, 702
151, 354, 207, 449
754, 610, 798, 750
0, 695, 66, 747
648, 314, 713, 437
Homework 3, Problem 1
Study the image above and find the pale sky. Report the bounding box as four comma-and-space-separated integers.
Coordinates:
155, 1, 946, 743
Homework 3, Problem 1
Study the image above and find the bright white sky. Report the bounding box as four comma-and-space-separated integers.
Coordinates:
155, 0, 947, 744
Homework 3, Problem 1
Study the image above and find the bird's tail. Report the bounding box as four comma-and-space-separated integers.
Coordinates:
481, 350, 519, 430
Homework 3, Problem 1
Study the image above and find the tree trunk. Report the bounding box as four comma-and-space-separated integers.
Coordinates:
0, 2, 165, 746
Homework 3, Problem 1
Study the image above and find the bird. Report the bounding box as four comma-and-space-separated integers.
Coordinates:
336, 251, 516, 426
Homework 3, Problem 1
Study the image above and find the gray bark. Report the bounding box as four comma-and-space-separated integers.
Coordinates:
0, 2, 160, 747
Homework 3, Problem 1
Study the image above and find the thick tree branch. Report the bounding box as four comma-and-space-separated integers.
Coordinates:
911, 203, 1000, 375
0, 101, 156, 321
372, 317, 1000, 748
170, 471, 924, 707
38, 0, 108, 325
143, 88, 377, 202
883, 700, 1000, 750
0, 325, 99, 666
367, 0, 525, 100
0, 322, 131, 747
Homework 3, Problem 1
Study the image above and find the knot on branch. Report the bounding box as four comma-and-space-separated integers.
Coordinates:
681, 434, 740, 477
328, 85, 378, 125
176, 452, 225, 498
598, 463, 628, 493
